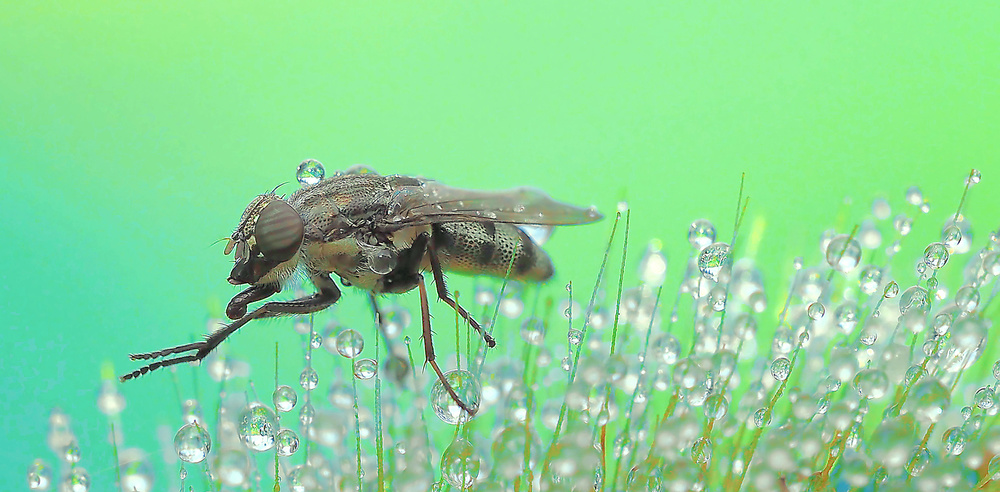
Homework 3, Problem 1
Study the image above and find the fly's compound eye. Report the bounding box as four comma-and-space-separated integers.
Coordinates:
255, 200, 304, 262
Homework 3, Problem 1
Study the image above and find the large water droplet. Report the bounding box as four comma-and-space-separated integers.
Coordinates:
431, 370, 482, 424
272, 385, 297, 412
770, 357, 791, 381
441, 437, 481, 488
698, 242, 730, 282
336, 329, 364, 358
923, 242, 950, 269
353, 358, 377, 379
238, 403, 278, 452
825, 234, 862, 273
688, 219, 716, 250
296, 159, 325, 186
276, 429, 300, 456
174, 422, 212, 463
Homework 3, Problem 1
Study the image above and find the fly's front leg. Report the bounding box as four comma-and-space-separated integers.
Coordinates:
227, 284, 280, 319
427, 230, 497, 348
121, 275, 341, 382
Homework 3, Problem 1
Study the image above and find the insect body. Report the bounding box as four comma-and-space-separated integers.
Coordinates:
122, 169, 602, 414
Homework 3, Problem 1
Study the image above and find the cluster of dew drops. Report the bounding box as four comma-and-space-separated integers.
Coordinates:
28, 166, 1000, 491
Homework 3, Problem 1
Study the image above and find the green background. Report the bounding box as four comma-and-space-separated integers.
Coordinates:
2, 1, 998, 487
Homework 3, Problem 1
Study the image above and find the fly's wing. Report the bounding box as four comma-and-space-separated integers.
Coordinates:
384, 176, 602, 230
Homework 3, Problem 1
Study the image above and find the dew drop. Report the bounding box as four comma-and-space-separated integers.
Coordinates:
174, 422, 212, 463
690, 437, 712, 464
27, 460, 52, 490
923, 242, 950, 269
275, 429, 300, 456
299, 367, 318, 390
272, 385, 297, 412
807, 302, 826, 320
770, 357, 791, 381
568, 329, 583, 346
905, 186, 923, 206
335, 329, 364, 358
688, 219, 716, 250
519, 317, 545, 345
353, 358, 377, 380
698, 242, 730, 282
295, 159, 325, 186
237, 403, 278, 452
753, 408, 771, 427
440, 437, 481, 488
967, 169, 982, 185
61, 467, 90, 492
859, 265, 882, 295
883, 281, 899, 299
898, 286, 930, 315
825, 235, 862, 273
974, 387, 996, 410
431, 370, 482, 424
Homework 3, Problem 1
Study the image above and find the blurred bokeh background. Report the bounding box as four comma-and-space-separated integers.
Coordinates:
2, 1, 998, 487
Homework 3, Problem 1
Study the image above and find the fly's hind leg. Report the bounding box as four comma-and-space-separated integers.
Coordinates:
426, 231, 497, 349
417, 274, 479, 417
121, 275, 342, 382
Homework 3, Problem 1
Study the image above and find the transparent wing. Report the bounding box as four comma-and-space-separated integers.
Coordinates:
384, 177, 603, 229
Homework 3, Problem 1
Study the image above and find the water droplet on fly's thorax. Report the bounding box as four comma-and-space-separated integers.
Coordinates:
367, 247, 397, 274
431, 370, 482, 424
295, 159, 325, 186
174, 422, 212, 463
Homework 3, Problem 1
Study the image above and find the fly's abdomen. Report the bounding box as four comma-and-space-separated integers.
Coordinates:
432, 222, 554, 282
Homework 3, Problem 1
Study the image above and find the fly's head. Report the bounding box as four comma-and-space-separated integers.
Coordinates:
224, 193, 304, 286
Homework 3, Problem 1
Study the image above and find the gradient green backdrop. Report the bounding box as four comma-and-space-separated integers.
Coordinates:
2, 1, 998, 487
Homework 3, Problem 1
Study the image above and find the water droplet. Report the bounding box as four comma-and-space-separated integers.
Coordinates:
770, 357, 791, 381
520, 317, 545, 345
690, 437, 712, 464
299, 367, 318, 390
237, 403, 278, 452
353, 358, 377, 379
62, 441, 81, 464
975, 387, 996, 410
567, 329, 583, 346
859, 265, 882, 295
272, 385, 297, 412
898, 286, 930, 315
440, 437, 481, 487
688, 219, 716, 250
883, 281, 899, 298
336, 329, 364, 358
295, 159, 325, 186
431, 370, 482, 424
367, 247, 397, 274
825, 235, 862, 273
893, 214, 913, 236
942, 225, 962, 249
499, 297, 524, 318
872, 198, 891, 219
923, 242, 950, 269
954, 285, 980, 312
26, 460, 52, 490
703, 394, 729, 420
853, 368, 889, 400
905, 186, 923, 205
298, 402, 315, 426
61, 467, 90, 492
753, 408, 771, 427
698, 242, 730, 282
174, 422, 211, 463
638, 241, 668, 287
96, 384, 126, 416
309, 332, 323, 349
275, 429, 300, 456
807, 302, 826, 320
967, 169, 982, 185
